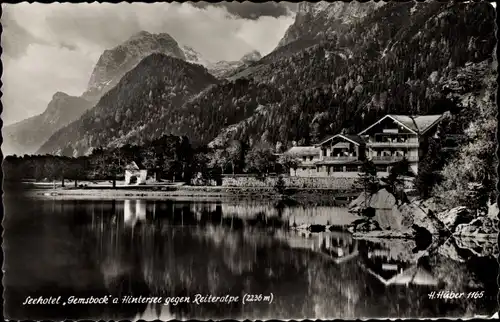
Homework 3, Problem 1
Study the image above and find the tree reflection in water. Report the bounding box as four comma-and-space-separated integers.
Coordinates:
3, 198, 498, 320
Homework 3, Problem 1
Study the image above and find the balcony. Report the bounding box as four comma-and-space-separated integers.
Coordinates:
367, 134, 419, 148
367, 141, 419, 148
321, 156, 359, 162
371, 155, 418, 162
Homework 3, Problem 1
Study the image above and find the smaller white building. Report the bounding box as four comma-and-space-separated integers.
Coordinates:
124, 161, 149, 185
283, 146, 322, 177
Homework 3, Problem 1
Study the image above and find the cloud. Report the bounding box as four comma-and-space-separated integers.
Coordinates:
1, 6, 48, 59
189, 1, 296, 20
1, 3, 294, 125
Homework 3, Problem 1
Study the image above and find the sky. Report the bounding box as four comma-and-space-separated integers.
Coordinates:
1, 2, 296, 125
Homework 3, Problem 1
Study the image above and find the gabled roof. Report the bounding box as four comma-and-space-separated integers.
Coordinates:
358, 114, 444, 136
316, 134, 365, 146
125, 160, 146, 170
284, 146, 321, 157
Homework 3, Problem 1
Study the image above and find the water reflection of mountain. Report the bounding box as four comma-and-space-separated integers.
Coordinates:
3, 197, 498, 320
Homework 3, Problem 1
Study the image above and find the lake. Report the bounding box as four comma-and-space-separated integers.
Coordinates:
3, 196, 498, 320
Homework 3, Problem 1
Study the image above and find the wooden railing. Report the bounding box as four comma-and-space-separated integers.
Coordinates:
321, 156, 358, 162
367, 141, 419, 148
371, 155, 418, 162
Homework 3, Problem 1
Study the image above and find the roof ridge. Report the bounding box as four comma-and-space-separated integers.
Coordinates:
409, 115, 421, 135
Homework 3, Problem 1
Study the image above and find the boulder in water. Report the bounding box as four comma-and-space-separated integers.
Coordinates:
437, 206, 475, 231
398, 203, 447, 236
454, 216, 498, 237
349, 188, 398, 212
454, 236, 498, 258
437, 238, 466, 263
350, 218, 381, 233
349, 188, 406, 231
487, 202, 499, 220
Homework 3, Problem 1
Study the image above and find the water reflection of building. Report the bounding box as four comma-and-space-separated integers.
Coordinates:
362, 243, 410, 283
362, 241, 439, 287
274, 231, 359, 264
365, 264, 439, 286
124, 200, 147, 227
133, 303, 174, 321
317, 232, 359, 264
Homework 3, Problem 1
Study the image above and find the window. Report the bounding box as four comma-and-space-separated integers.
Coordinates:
309, 156, 314, 161
346, 165, 358, 172
303, 156, 307, 162
333, 165, 343, 172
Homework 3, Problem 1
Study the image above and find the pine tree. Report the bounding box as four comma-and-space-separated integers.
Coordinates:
416, 138, 444, 199
386, 157, 412, 190
355, 159, 379, 195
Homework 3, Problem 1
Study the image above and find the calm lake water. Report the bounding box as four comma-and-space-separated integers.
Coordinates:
3, 196, 498, 320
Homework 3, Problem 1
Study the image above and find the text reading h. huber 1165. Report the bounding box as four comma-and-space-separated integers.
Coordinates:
428, 291, 484, 300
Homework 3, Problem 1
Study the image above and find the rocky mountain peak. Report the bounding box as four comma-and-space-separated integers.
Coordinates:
128, 30, 152, 40
83, 31, 186, 102
240, 50, 262, 64
181, 45, 211, 67
52, 91, 70, 100
277, 1, 384, 48
206, 49, 263, 79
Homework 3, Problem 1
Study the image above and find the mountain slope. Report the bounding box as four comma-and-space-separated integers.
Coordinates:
218, 1, 496, 147
224, 2, 382, 81
2, 93, 92, 156
82, 31, 187, 103
38, 54, 219, 156
182, 45, 211, 67
140, 77, 282, 146
277, 1, 384, 48
207, 50, 262, 79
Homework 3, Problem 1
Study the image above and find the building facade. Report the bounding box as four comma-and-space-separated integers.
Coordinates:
285, 114, 445, 178
124, 161, 152, 185
283, 146, 322, 177
358, 114, 444, 175
314, 134, 366, 177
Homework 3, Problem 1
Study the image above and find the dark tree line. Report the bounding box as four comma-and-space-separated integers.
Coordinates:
5, 135, 194, 186
4, 135, 292, 186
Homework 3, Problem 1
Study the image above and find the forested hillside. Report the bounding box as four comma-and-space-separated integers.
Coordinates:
276, 1, 383, 49
222, 1, 495, 147
37, 54, 219, 156
141, 78, 282, 146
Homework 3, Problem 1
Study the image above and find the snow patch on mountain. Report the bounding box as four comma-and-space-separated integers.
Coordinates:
181, 45, 211, 67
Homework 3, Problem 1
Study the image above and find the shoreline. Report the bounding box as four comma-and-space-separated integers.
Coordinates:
11, 184, 359, 206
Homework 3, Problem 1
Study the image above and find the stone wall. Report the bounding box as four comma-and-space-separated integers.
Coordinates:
221, 175, 358, 190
